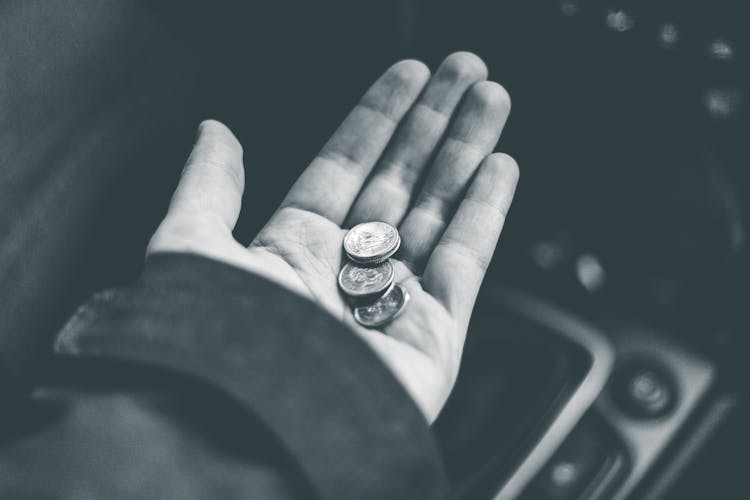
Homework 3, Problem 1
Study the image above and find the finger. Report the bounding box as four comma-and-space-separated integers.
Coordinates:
422, 153, 519, 326
277, 60, 430, 224
344, 52, 488, 226
398, 81, 511, 272
148, 119, 245, 253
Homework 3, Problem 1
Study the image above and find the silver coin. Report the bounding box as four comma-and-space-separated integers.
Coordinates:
343, 221, 400, 264
338, 260, 395, 298
354, 284, 409, 328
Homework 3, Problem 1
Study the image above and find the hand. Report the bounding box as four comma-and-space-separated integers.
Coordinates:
147, 52, 518, 422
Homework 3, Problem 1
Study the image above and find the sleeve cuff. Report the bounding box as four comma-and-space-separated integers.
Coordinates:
54, 252, 448, 500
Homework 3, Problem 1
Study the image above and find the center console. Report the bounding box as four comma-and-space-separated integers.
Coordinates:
435, 288, 717, 499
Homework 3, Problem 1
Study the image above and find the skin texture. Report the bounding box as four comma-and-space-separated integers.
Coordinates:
147, 52, 519, 422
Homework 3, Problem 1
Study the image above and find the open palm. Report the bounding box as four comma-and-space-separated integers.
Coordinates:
148, 52, 518, 422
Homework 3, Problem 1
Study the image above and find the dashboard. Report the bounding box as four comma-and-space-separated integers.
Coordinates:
415, 1, 749, 498
418, 0, 749, 339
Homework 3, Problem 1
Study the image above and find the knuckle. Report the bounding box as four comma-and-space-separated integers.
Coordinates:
440, 51, 488, 82
204, 155, 245, 192
189, 122, 246, 192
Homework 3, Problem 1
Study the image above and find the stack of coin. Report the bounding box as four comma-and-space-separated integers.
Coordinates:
339, 221, 409, 328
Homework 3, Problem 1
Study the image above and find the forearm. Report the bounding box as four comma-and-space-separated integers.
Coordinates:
0, 253, 448, 500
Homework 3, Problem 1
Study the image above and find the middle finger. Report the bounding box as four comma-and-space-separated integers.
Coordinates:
398, 80, 511, 273
344, 52, 488, 227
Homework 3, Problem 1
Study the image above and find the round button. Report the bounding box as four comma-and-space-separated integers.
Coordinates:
612, 359, 677, 419
657, 23, 680, 50
548, 461, 581, 488
707, 37, 734, 62
604, 8, 636, 32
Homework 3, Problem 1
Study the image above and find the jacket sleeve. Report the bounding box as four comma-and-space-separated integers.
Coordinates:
0, 253, 449, 500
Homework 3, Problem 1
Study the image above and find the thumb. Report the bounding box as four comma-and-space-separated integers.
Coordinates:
169, 119, 245, 229
148, 120, 245, 255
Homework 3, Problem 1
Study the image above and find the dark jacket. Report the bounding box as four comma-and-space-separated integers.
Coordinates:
0, 253, 448, 499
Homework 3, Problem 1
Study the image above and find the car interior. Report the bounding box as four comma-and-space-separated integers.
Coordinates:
2, 1, 747, 499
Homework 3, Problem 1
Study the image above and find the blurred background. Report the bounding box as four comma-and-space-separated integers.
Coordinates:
0, 1, 748, 498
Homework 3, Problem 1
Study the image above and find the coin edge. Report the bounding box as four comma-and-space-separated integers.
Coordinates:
343, 222, 400, 261
338, 260, 395, 297
353, 283, 410, 328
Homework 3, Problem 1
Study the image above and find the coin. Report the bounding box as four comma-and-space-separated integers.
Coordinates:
353, 284, 409, 328
343, 221, 400, 265
338, 260, 395, 298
